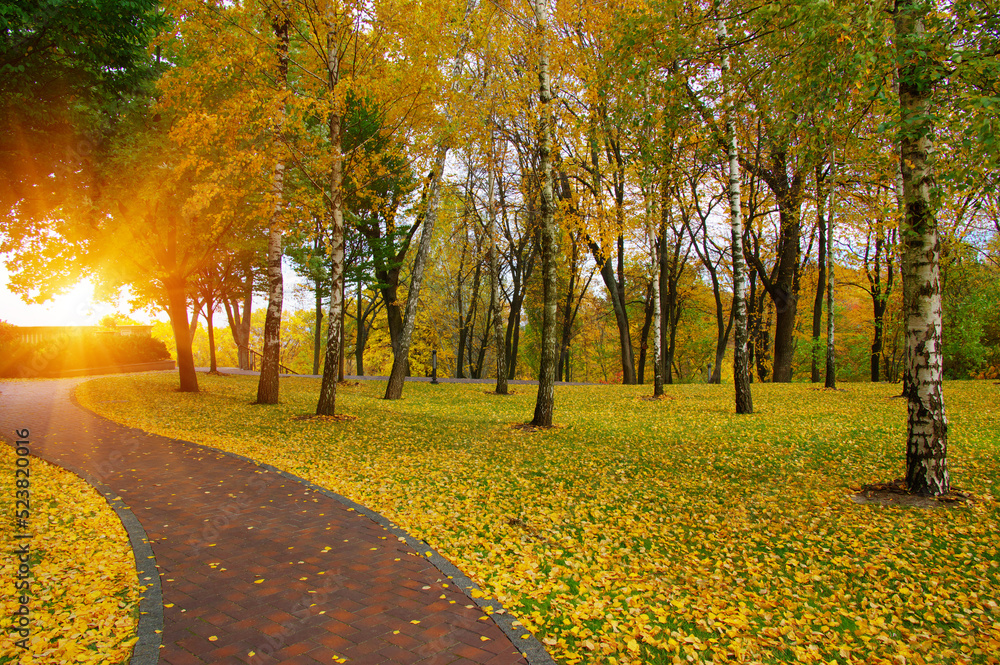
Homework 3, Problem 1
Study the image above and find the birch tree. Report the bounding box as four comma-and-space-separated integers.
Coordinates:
810, 164, 829, 383
316, 9, 350, 416
895, 0, 949, 495
487, 126, 509, 395
530, 0, 559, 427
719, 17, 753, 414
825, 152, 837, 389
384, 0, 479, 400
256, 4, 290, 405
644, 189, 664, 397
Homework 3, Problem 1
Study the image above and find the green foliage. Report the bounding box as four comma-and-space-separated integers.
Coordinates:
0, 0, 164, 216
942, 247, 1000, 378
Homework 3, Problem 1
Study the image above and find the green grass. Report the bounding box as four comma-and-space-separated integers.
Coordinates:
78, 375, 1000, 665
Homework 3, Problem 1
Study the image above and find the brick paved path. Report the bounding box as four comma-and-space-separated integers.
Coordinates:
0, 379, 533, 665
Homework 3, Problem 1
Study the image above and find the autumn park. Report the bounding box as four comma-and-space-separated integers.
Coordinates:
1, 0, 999, 664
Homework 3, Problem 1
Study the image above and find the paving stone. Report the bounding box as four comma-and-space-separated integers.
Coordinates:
0, 379, 529, 665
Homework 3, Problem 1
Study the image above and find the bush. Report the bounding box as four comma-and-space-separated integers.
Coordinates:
0, 320, 17, 346
0, 331, 171, 377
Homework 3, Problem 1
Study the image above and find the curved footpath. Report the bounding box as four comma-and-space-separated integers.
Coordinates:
0, 378, 553, 665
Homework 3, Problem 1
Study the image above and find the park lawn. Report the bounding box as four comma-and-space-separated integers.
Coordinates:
78, 375, 1000, 665
0, 442, 140, 664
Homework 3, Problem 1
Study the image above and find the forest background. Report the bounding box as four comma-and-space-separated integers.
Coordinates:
2, 0, 999, 390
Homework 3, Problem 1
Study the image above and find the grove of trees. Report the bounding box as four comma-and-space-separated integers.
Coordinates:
3, 0, 998, 495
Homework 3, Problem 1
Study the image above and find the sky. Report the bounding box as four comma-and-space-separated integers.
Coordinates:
0, 263, 140, 326
0, 259, 312, 327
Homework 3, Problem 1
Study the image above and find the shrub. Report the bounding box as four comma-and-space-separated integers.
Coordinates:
0, 331, 171, 377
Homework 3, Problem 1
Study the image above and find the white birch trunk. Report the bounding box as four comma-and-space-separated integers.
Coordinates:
488, 133, 508, 395
896, 0, 949, 496
384, 0, 478, 400
719, 19, 753, 414
256, 8, 290, 405
646, 191, 663, 397
825, 152, 836, 389
530, 0, 558, 427
316, 16, 346, 416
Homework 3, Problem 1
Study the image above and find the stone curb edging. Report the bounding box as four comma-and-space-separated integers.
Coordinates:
0, 438, 163, 665
73, 389, 557, 665
247, 459, 558, 665
181, 446, 558, 665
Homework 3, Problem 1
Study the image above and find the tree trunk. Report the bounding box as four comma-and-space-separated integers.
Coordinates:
378, 275, 405, 355
659, 209, 685, 386
461, 255, 484, 379
637, 283, 654, 385
869, 229, 893, 382
385, 151, 443, 399
256, 227, 283, 403
720, 19, 752, 413
256, 9, 290, 405
313, 276, 324, 375
339, 275, 346, 382
385, 0, 476, 400
666, 298, 680, 384
558, 241, 579, 383
505, 293, 525, 379
811, 168, 828, 383
530, 0, 557, 427
456, 315, 466, 378
472, 310, 490, 378
589, 244, 636, 385
316, 22, 346, 417
688, 213, 731, 386
824, 154, 837, 389
188, 298, 201, 345
896, 0, 948, 496
503, 192, 536, 380
489, 148, 508, 395
770, 209, 801, 384
166, 277, 199, 393
651, 239, 663, 397
355, 278, 366, 376
870, 232, 884, 383
491, 250, 508, 392
583, 121, 635, 385
755, 296, 773, 383
455, 237, 468, 378
224, 255, 254, 371
658, 221, 669, 388
871, 309, 884, 381
207, 293, 218, 374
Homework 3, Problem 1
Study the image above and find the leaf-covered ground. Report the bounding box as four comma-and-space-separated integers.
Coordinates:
0, 443, 140, 664
78, 376, 1000, 664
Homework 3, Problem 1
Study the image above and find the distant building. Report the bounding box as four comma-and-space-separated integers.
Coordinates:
13, 325, 153, 346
